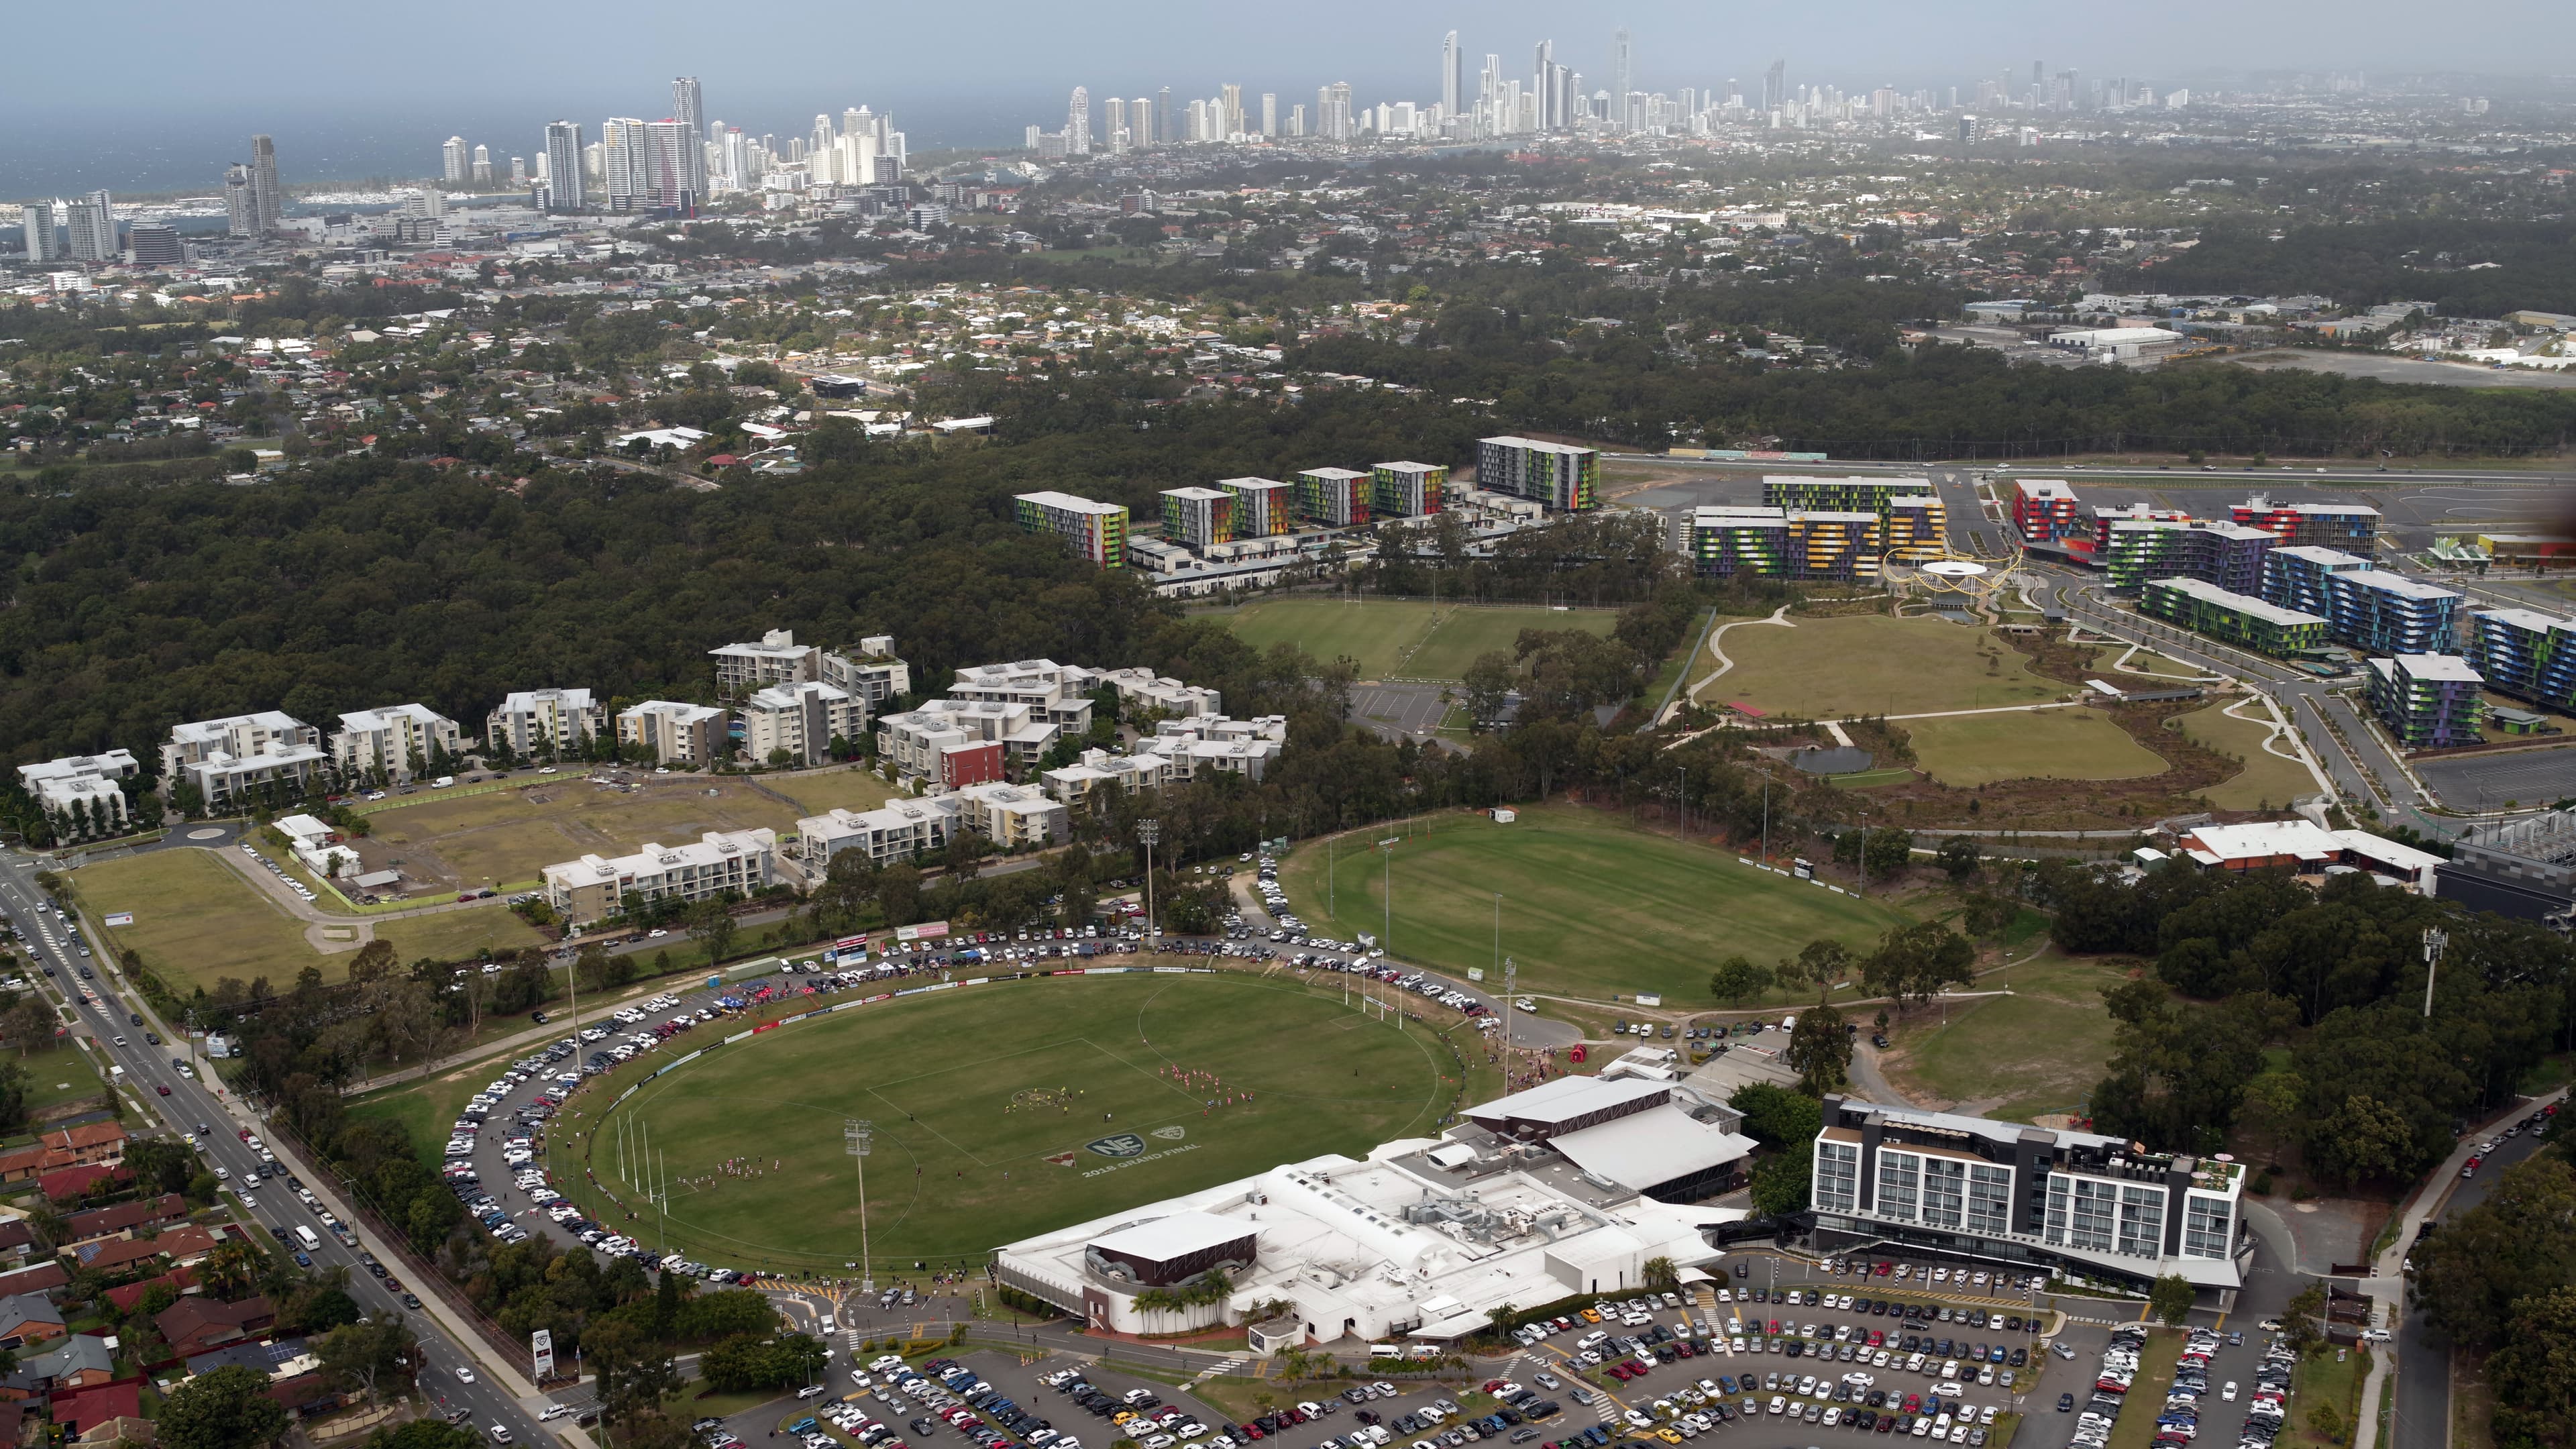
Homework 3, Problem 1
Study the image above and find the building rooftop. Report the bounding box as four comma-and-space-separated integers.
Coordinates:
1087, 1210, 1256, 1264
2146, 576, 2327, 627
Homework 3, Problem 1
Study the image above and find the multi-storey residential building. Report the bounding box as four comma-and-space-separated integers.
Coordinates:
1214, 478, 1293, 537
876, 699, 1061, 780
1159, 487, 1234, 551
2231, 496, 2380, 558
740, 681, 865, 767
17, 751, 140, 835
1042, 749, 1183, 811
2468, 608, 2576, 712
2103, 519, 2275, 596
2322, 570, 2461, 656
1678, 506, 1789, 578
2011, 479, 2081, 545
1477, 437, 1599, 511
947, 661, 1097, 732
1784, 511, 1884, 580
1134, 716, 1287, 783
788, 799, 954, 877
949, 783, 1069, 849
330, 704, 464, 782
1014, 491, 1130, 568
1760, 476, 1945, 536
2077, 504, 2194, 566
162, 713, 327, 812
1369, 462, 1447, 519
2367, 654, 2486, 749
541, 828, 778, 927
1293, 468, 1371, 527
616, 700, 729, 767
485, 688, 607, 757
2139, 578, 2327, 657
708, 631, 910, 705
1811, 1094, 2247, 1290
2261, 546, 2371, 620
1087, 665, 1222, 720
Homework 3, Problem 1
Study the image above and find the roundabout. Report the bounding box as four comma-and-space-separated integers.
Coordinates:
550, 971, 1452, 1273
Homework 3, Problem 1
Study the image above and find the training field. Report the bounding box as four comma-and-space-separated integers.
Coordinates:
1902, 710, 2167, 788
1277, 805, 1909, 1005
80, 849, 545, 993
537, 973, 1446, 1271
1210, 599, 1619, 681
1708, 614, 2065, 718
359, 777, 802, 891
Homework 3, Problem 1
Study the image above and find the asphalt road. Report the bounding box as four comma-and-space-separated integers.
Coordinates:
0, 850, 572, 1446
2388, 1099, 2562, 1449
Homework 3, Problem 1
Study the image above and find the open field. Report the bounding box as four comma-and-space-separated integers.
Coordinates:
1206, 598, 1619, 681
2170, 701, 2320, 811
1277, 804, 1911, 1004
370, 907, 548, 965
529, 972, 1446, 1270
358, 777, 802, 892
1878, 952, 2128, 1124
21, 1046, 109, 1120
767, 768, 900, 817
1711, 614, 2067, 719
1400, 606, 1619, 681
81, 849, 323, 994
1902, 710, 2167, 788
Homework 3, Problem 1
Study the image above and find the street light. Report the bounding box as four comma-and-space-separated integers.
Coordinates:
845, 1118, 875, 1293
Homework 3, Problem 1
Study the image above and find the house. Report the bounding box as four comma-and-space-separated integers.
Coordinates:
0, 1122, 128, 1183
1, 1334, 116, 1397
34, 1165, 125, 1203
103, 1267, 199, 1316
160, 713, 325, 812
52, 1382, 140, 1436
69, 1223, 219, 1274
62, 1193, 188, 1247
329, 704, 464, 782
76, 1413, 151, 1448
0, 1293, 65, 1349
0, 1264, 69, 1299
272, 815, 361, 879
156, 1295, 274, 1359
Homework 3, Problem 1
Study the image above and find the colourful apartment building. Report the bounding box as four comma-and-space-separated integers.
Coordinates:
1159, 486, 1234, 551
2261, 545, 2371, 619
1679, 506, 1789, 578
2140, 577, 2328, 657
1293, 467, 1371, 527
2232, 495, 2381, 558
2077, 504, 2194, 566
1760, 476, 1946, 557
1214, 477, 1293, 537
2468, 607, 2576, 712
2103, 519, 2275, 595
2366, 653, 2485, 749
1476, 437, 1599, 511
1013, 490, 1130, 568
1785, 511, 1886, 580
2012, 479, 2082, 545
2320, 569, 2460, 656
1368, 462, 1448, 518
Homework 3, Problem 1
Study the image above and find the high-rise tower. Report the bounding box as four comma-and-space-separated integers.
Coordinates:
545, 121, 586, 211
672, 77, 708, 195
443, 136, 469, 182
1442, 30, 1463, 116
1611, 28, 1632, 127
249, 136, 282, 233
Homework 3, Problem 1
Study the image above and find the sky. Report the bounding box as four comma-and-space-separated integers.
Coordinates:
7, 0, 2571, 197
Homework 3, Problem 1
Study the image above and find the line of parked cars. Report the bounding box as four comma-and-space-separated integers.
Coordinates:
240, 841, 319, 904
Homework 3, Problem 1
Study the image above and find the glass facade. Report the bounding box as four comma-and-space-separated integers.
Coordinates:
1816, 1141, 1860, 1212
1876, 1150, 1921, 1222
1966, 1164, 2012, 1236
1922, 1157, 1966, 1229
2117, 1184, 2166, 1258
2184, 1193, 2233, 1260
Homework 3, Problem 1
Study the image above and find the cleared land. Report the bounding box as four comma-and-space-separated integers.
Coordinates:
1277, 804, 1910, 1004
1903, 710, 2167, 788
358, 777, 802, 891
767, 769, 900, 817
1208, 599, 1619, 681
515, 972, 1446, 1270
78, 848, 542, 993
1878, 952, 2127, 1124
2171, 702, 2319, 811
1713, 614, 2066, 719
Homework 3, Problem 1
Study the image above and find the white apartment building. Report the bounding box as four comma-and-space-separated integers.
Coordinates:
789, 798, 956, 877
950, 782, 1069, 849
710, 630, 911, 705
1042, 749, 1181, 811
616, 700, 729, 767
1811, 1095, 2249, 1291
331, 704, 465, 782
486, 687, 608, 756
741, 681, 866, 767
1138, 715, 1287, 782
947, 660, 1097, 731
18, 751, 140, 833
1089, 665, 1222, 719
875, 699, 1061, 781
541, 827, 779, 927
162, 712, 327, 812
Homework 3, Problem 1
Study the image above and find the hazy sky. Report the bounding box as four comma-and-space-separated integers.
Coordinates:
9, 0, 2569, 196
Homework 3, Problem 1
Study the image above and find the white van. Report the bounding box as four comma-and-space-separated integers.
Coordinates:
295, 1226, 321, 1251
1369, 1345, 1402, 1360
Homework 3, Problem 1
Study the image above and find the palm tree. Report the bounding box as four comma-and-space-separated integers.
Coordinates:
1485, 1302, 1518, 1344
1642, 1256, 1680, 1293
203, 1240, 264, 1299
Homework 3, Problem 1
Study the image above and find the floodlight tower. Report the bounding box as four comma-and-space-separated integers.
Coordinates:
845, 1118, 875, 1292
1138, 819, 1161, 940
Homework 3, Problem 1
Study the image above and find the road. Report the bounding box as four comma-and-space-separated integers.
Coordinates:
0, 850, 580, 1448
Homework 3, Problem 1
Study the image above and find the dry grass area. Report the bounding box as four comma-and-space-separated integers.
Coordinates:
358, 777, 802, 890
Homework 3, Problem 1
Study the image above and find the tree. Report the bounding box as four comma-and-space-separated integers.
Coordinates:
1793, 938, 1855, 991
1641, 1257, 1680, 1293
159, 1364, 291, 1449
686, 898, 738, 967
1460, 651, 1516, 731
313, 1313, 417, 1405
367, 1421, 482, 1449
1936, 836, 1983, 883
2149, 1275, 2196, 1326
1862, 920, 1976, 1008
586, 1319, 680, 1431
1709, 956, 1771, 1007
2489, 1286, 2576, 1449
1485, 1302, 1519, 1342
2306, 1403, 2346, 1446
1786, 998, 1852, 1094
2282, 1281, 2329, 1358
2307, 1093, 2416, 1187
2411, 1155, 2576, 1352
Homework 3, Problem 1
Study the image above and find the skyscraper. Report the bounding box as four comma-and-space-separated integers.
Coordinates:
646, 119, 696, 211
19, 203, 58, 263
1534, 40, 1556, 128
601, 119, 650, 211
1104, 96, 1128, 152
1221, 84, 1243, 138
1762, 60, 1787, 112
443, 136, 469, 182
1442, 30, 1463, 116
64, 191, 115, 263
1067, 87, 1091, 154
471, 144, 492, 184
1611, 28, 1632, 127
249, 135, 282, 233
1157, 87, 1173, 143
544, 121, 586, 211
1261, 93, 1277, 137
672, 78, 709, 196
222, 166, 254, 237
1132, 97, 1154, 149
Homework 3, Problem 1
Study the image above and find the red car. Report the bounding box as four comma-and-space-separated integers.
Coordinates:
156, 1084, 171, 1095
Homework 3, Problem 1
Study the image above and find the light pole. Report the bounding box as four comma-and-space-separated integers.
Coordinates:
846, 1118, 875, 1293
1378, 838, 1397, 953
1137, 820, 1161, 941
1856, 804, 1870, 898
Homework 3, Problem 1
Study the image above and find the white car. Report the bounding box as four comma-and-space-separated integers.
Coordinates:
2221, 1384, 2239, 1402
455, 1367, 477, 1384
539, 1406, 574, 1422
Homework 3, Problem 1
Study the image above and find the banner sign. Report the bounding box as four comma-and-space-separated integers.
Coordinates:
895, 921, 951, 943
533, 1329, 554, 1379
